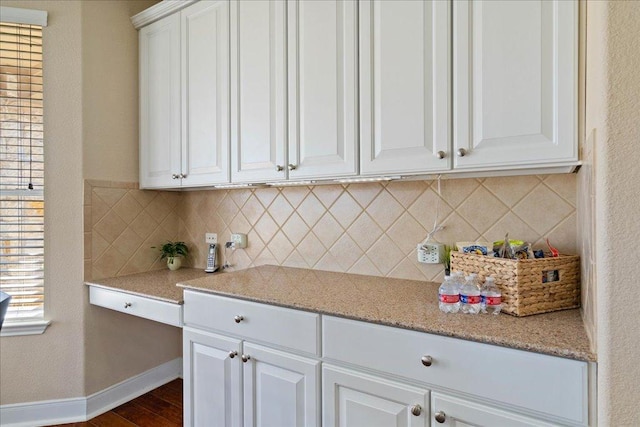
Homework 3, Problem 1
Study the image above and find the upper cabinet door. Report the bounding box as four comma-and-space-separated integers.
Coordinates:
181, 0, 230, 186
231, 0, 287, 183
139, 13, 181, 189
359, 0, 451, 176
453, 0, 578, 169
287, 0, 358, 180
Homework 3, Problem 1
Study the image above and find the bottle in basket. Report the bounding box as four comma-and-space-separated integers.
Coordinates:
438, 275, 460, 313
480, 277, 502, 315
460, 275, 481, 314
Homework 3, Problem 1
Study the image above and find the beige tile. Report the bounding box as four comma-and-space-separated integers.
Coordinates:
296, 193, 326, 228
348, 255, 382, 277
438, 212, 482, 246
216, 194, 239, 226
119, 245, 158, 276
91, 193, 110, 226
387, 213, 428, 254
92, 230, 110, 261
242, 195, 266, 225
254, 247, 278, 267
267, 231, 294, 264
232, 248, 254, 270
347, 213, 383, 252
329, 234, 363, 271
313, 213, 344, 249
366, 235, 404, 275
282, 212, 310, 246
145, 193, 173, 223
93, 246, 128, 278
457, 186, 510, 234
388, 257, 427, 281
282, 186, 311, 208
329, 192, 361, 229
482, 212, 539, 246
229, 188, 253, 208
283, 250, 310, 269
244, 230, 266, 260
159, 191, 181, 209
84, 205, 92, 232
296, 232, 326, 267
254, 213, 279, 244
312, 184, 344, 209
94, 211, 127, 244
543, 174, 577, 207
130, 189, 158, 208
366, 190, 404, 230
93, 187, 127, 207
113, 227, 144, 259
440, 178, 481, 208
347, 182, 383, 209
539, 212, 577, 254
386, 180, 428, 207
84, 259, 93, 281
84, 232, 92, 260
130, 210, 159, 240
269, 194, 295, 226
513, 185, 574, 235
314, 251, 344, 273
407, 187, 453, 231
84, 181, 93, 205
254, 187, 280, 208
113, 192, 144, 224
229, 212, 252, 235
483, 175, 541, 207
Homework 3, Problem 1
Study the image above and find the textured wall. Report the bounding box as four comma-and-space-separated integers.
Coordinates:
589, 1, 640, 424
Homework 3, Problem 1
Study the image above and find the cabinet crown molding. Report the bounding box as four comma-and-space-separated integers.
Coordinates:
131, 0, 198, 29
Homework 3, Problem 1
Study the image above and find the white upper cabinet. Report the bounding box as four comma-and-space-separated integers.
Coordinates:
230, 0, 287, 183
359, 0, 451, 176
453, 0, 578, 170
139, 13, 181, 189
287, 0, 358, 180
139, 0, 229, 189
181, 0, 230, 186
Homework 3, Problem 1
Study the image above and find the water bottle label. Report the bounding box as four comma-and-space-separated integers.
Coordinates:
439, 294, 460, 304
460, 295, 481, 304
486, 296, 502, 305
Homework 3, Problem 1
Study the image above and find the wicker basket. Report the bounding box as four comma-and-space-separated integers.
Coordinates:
450, 252, 580, 317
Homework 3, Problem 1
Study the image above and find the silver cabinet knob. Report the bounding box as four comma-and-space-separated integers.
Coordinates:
411, 404, 422, 416
435, 411, 446, 423
276, 165, 284, 172
241, 354, 251, 363
436, 151, 446, 159
228, 350, 238, 359
172, 174, 179, 179
124, 302, 132, 309
234, 315, 244, 323
456, 148, 467, 157
179, 173, 187, 179
421, 355, 433, 367
288, 163, 297, 171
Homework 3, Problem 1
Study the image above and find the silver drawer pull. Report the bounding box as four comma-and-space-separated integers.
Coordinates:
234, 315, 244, 323
124, 302, 132, 309
421, 355, 433, 367
411, 404, 422, 416
435, 411, 446, 423
241, 354, 251, 363
228, 351, 238, 359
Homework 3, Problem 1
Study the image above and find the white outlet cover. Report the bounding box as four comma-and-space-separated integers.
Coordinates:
205, 233, 218, 244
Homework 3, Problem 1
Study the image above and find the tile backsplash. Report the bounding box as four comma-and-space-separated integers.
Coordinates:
85, 175, 576, 283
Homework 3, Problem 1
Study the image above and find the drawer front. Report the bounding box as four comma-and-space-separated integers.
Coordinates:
322, 316, 588, 425
183, 290, 319, 355
89, 286, 182, 327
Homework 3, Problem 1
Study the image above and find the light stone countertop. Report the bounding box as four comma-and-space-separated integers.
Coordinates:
85, 268, 211, 304
177, 265, 596, 362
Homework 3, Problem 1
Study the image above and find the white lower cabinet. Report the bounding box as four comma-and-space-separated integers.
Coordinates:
323, 364, 429, 427
183, 292, 591, 426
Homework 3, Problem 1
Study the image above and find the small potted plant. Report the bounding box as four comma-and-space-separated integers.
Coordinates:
155, 241, 189, 271
443, 245, 453, 276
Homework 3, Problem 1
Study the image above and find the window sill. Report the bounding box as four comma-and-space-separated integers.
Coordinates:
0, 319, 51, 337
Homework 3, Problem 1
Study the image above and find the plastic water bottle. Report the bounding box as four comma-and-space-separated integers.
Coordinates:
469, 273, 481, 290
481, 277, 502, 315
451, 271, 465, 293
460, 275, 481, 314
438, 275, 460, 313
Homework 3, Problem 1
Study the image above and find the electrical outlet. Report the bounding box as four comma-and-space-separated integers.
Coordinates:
417, 242, 444, 264
205, 233, 218, 244
230, 233, 247, 249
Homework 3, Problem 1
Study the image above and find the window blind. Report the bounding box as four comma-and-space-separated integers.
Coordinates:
0, 22, 44, 321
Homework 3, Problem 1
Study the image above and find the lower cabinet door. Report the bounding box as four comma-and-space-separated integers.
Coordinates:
183, 327, 242, 427
431, 393, 557, 427
323, 364, 429, 427
242, 342, 320, 427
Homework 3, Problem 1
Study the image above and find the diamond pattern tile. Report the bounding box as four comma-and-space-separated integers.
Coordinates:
86, 171, 577, 283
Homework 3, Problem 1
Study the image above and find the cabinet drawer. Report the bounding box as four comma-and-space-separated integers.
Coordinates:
89, 286, 182, 327
183, 290, 319, 355
322, 316, 588, 425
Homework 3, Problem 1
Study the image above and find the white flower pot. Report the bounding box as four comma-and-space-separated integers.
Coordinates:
167, 256, 182, 271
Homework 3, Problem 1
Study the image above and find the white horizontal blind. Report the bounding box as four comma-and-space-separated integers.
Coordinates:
0, 22, 44, 321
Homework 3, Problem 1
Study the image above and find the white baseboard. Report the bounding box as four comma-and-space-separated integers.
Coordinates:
0, 358, 182, 427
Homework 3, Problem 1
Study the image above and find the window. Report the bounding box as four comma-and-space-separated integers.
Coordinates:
0, 7, 48, 334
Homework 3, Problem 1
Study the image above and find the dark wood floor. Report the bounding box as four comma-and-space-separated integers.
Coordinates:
49, 378, 183, 427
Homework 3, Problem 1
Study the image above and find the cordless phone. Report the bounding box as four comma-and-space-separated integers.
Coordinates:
205, 243, 218, 273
